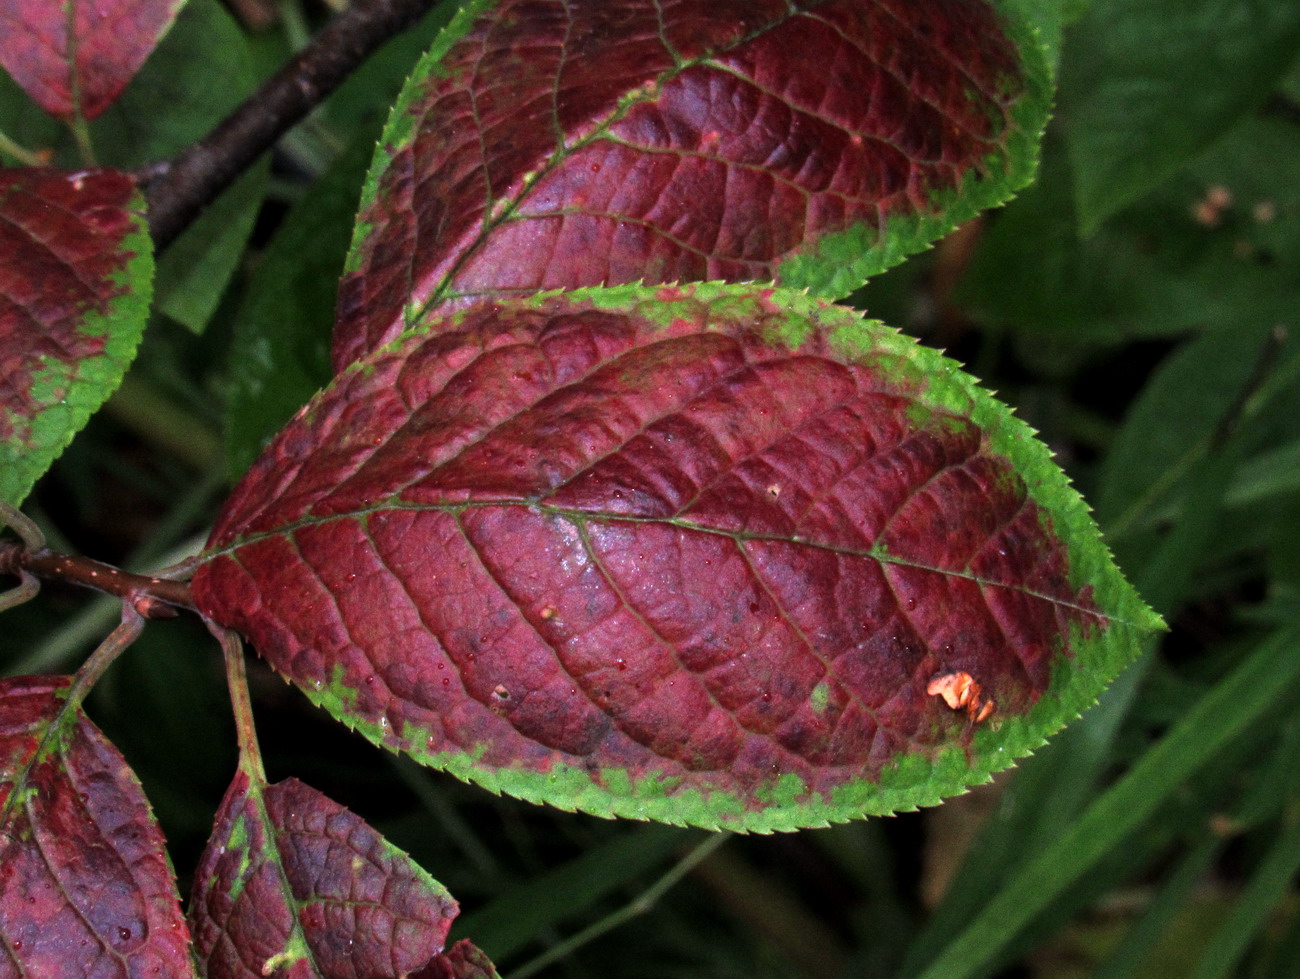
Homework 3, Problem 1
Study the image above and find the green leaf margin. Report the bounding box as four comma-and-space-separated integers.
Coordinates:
0, 184, 154, 507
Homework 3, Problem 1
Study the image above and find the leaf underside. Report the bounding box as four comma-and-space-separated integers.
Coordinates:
332, 0, 1050, 369
0, 0, 187, 121
0, 167, 153, 506
194, 284, 1158, 831
0, 676, 196, 977
190, 774, 459, 978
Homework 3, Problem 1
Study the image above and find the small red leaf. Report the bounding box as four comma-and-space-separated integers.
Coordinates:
412, 939, 500, 979
334, 0, 1047, 368
190, 774, 458, 978
0, 676, 196, 976
193, 285, 1158, 829
0, 167, 153, 506
0, 0, 186, 121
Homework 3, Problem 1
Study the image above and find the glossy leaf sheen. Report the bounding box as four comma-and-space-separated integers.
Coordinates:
333, 0, 1049, 368
0, 676, 196, 976
0, 0, 186, 121
189, 774, 457, 978
0, 167, 152, 506
194, 285, 1158, 830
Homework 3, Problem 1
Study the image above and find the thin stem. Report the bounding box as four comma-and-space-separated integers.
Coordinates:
211, 621, 267, 784
509, 833, 731, 979
0, 501, 47, 550
1109, 324, 1293, 540
141, 0, 438, 250
68, 115, 96, 167
1, 503, 46, 614
1209, 324, 1287, 450
65, 606, 146, 712
7, 532, 211, 676
14, 546, 195, 615
0, 571, 40, 613
0, 129, 49, 167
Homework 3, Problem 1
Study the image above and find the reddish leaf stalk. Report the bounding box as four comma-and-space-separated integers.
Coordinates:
0, 567, 39, 613
66, 607, 147, 709
140, 0, 439, 250
0, 538, 195, 616
210, 621, 267, 783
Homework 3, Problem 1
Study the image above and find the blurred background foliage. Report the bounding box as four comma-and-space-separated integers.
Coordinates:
2, 0, 1300, 976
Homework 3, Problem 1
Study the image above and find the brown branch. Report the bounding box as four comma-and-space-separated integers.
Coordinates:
140, 0, 439, 250
0, 538, 195, 617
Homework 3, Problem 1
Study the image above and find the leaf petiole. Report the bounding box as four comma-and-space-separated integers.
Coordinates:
65, 606, 147, 712
210, 621, 267, 784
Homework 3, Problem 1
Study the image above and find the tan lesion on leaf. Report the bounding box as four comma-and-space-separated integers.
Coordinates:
926, 671, 995, 724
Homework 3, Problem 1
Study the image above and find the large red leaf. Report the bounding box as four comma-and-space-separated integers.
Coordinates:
0, 167, 153, 506
332, 0, 1051, 369
0, 0, 186, 121
190, 774, 459, 978
194, 284, 1159, 831
0, 676, 196, 976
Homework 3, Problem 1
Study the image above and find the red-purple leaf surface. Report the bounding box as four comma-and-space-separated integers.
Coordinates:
190, 774, 458, 978
0, 167, 153, 507
333, 0, 1051, 369
193, 284, 1159, 831
412, 939, 500, 979
0, 0, 187, 121
0, 676, 196, 976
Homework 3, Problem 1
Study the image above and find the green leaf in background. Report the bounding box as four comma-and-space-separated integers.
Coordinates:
1098, 323, 1300, 536
224, 137, 373, 480
454, 824, 689, 962
1063, 0, 1300, 234
224, 1, 460, 480
92, 0, 265, 334
0, 168, 153, 506
961, 113, 1300, 341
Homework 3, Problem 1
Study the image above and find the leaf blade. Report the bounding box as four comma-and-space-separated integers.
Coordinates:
0, 0, 187, 122
0, 167, 153, 506
195, 283, 1158, 830
0, 676, 197, 977
189, 774, 459, 978
333, 0, 1051, 368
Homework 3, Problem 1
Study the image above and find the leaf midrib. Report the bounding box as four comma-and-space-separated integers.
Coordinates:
199, 497, 1123, 625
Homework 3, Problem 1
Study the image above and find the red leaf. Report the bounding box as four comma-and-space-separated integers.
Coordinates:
0, 676, 196, 976
412, 939, 500, 979
0, 0, 186, 121
190, 774, 458, 978
333, 0, 1042, 368
0, 167, 153, 505
193, 285, 1154, 829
